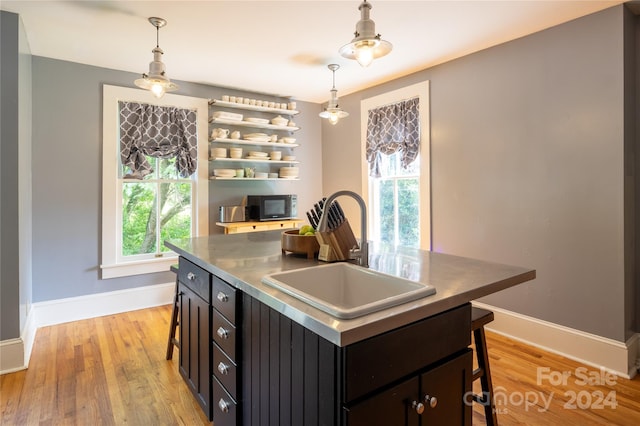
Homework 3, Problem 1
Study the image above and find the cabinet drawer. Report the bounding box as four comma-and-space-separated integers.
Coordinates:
212, 275, 237, 324
213, 376, 237, 426
213, 310, 237, 359
342, 303, 471, 403
178, 258, 211, 303
213, 342, 237, 399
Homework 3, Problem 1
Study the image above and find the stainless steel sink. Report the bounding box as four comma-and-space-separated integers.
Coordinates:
261, 263, 436, 319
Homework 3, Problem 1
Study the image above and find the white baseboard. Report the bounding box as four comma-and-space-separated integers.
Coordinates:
473, 301, 638, 379
0, 282, 174, 375
34, 282, 175, 328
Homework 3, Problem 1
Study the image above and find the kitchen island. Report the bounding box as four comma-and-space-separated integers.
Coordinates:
166, 231, 535, 426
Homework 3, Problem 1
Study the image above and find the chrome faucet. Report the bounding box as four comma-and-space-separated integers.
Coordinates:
317, 190, 369, 268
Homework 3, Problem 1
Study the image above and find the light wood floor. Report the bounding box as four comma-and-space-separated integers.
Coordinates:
1, 305, 639, 425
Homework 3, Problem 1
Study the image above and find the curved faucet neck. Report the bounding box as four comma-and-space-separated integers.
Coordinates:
317, 190, 368, 267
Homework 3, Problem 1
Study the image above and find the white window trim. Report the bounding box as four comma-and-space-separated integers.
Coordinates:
360, 81, 431, 250
101, 85, 209, 279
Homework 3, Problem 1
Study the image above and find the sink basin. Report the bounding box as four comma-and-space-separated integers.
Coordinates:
261, 263, 436, 319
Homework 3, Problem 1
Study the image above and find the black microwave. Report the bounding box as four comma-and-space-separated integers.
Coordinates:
247, 194, 298, 221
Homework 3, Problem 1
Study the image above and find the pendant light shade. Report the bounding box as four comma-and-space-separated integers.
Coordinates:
339, 1, 392, 67
319, 64, 349, 125
134, 17, 178, 98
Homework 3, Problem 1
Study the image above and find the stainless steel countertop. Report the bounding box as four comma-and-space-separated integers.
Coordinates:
165, 231, 535, 347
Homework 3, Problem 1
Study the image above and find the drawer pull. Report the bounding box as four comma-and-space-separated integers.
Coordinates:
217, 327, 229, 339
424, 395, 438, 408
218, 398, 231, 413
187, 272, 196, 281
217, 292, 229, 303
217, 362, 230, 375
412, 400, 424, 414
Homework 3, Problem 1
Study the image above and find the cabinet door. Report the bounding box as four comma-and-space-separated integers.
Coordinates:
343, 377, 420, 426
420, 350, 472, 426
179, 282, 212, 420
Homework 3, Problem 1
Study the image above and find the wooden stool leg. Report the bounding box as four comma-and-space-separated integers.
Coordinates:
166, 276, 180, 360
474, 326, 498, 426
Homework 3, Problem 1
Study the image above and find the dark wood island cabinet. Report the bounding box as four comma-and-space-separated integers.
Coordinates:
178, 257, 474, 426
166, 231, 534, 426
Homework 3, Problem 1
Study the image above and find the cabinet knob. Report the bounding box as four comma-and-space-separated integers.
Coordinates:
217, 362, 230, 375
412, 400, 425, 414
217, 327, 229, 339
424, 395, 438, 408
218, 398, 231, 413
217, 292, 229, 303
187, 272, 196, 281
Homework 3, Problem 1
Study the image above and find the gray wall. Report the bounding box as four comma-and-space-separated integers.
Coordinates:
1, 10, 32, 341
323, 5, 637, 342
1, 11, 21, 340
30, 57, 322, 303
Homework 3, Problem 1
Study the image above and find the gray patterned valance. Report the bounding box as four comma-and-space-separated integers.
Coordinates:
366, 97, 420, 177
119, 101, 198, 179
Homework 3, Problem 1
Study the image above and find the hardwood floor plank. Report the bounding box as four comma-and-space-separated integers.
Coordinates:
472, 331, 640, 425
2, 306, 639, 425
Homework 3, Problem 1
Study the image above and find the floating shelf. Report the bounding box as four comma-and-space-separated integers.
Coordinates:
209, 138, 299, 148
210, 157, 299, 165
209, 117, 300, 132
209, 99, 299, 116
209, 177, 299, 181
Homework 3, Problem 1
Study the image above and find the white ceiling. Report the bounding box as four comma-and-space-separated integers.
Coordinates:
1, 0, 625, 103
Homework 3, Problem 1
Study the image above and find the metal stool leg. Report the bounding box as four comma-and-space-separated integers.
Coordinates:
166, 265, 180, 360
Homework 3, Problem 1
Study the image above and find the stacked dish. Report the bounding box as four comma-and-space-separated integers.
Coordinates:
211, 147, 227, 159
247, 151, 269, 160
280, 137, 296, 144
244, 133, 270, 142
279, 166, 299, 179
213, 169, 236, 178
245, 117, 270, 124
211, 111, 243, 121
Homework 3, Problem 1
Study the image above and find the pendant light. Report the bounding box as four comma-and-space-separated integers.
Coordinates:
134, 17, 178, 98
339, 1, 392, 67
319, 64, 349, 125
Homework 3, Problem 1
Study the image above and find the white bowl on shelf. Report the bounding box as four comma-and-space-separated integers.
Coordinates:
254, 172, 268, 179
280, 137, 296, 144
270, 151, 282, 161
283, 155, 296, 161
213, 169, 236, 178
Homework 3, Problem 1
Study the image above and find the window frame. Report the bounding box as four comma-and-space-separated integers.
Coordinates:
101, 85, 209, 279
360, 81, 431, 250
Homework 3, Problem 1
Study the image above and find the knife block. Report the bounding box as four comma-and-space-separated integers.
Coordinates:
315, 220, 359, 263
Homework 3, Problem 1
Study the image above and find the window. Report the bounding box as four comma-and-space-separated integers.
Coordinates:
361, 82, 431, 250
370, 151, 421, 247
101, 85, 208, 279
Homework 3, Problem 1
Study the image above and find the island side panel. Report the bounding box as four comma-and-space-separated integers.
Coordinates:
241, 293, 340, 426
